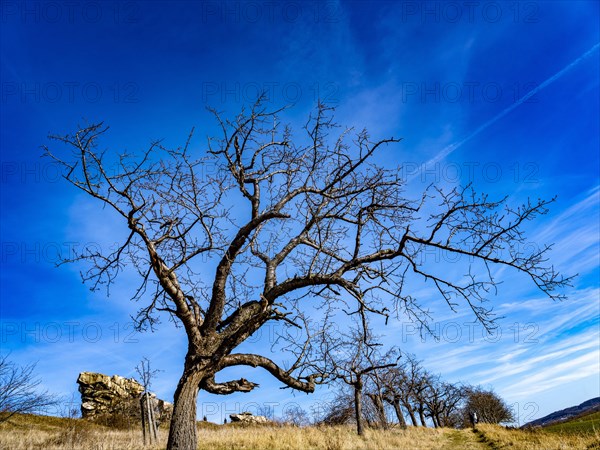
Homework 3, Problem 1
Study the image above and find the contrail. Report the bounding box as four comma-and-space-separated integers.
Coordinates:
414, 42, 600, 176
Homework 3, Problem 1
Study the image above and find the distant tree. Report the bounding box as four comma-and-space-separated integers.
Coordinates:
0, 355, 57, 423
256, 404, 275, 421
282, 404, 310, 426
379, 353, 467, 428
46, 98, 571, 449
364, 348, 406, 429
422, 373, 444, 427
389, 354, 429, 427
436, 382, 466, 428
321, 322, 396, 435
422, 375, 465, 428
380, 360, 414, 427
136, 357, 161, 444
318, 386, 382, 427
463, 387, 514, 425
365, 392, 388, 428
318, 390, 356, 425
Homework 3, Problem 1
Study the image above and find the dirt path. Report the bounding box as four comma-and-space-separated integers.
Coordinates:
443, 428, 491, 449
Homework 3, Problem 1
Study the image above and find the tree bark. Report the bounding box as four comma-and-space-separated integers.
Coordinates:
403, 401, 418, 426
391, 397, 407, 428
418, 406, 427, 427
367, 393, 387, 428
354, 380, 364, 436
166, 369, 204, 450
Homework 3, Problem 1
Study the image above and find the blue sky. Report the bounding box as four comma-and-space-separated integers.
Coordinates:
1, 1, 598, 425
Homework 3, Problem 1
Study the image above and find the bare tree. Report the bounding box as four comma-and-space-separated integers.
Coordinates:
45, 99, 571, 449
380, 364, 410, 427
402, 354, 428, 426
282, 404, 310, 426
379, 353, 430, 427
365, 348, 405, 429
0, 355, 57, 423
410, 367, 431, 426
318, 389, 356, 425
422, 375, 466, 428
436, 381, 466, 428
379, 354, 468, 429
365, 392, 388, 428
136, 357, 161, 445
321, 323, 396, 435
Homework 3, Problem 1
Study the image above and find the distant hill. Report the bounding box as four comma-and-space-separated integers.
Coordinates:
523, 397, 600, 428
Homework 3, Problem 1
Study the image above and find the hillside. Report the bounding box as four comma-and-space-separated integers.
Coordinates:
1, 413, 598, 450
523, 397, 600, 428
544, 410, 600, 435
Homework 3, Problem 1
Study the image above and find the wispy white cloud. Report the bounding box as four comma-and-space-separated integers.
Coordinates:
418, 43, 600, 172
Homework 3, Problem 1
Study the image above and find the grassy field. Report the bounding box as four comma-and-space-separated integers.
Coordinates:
544, 411, 600, 435
1, 413, 598, 450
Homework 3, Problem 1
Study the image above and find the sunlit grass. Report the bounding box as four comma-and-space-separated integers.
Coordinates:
1, 413, 599, 449
475, 423, 600, 450
545, 411, 600, 435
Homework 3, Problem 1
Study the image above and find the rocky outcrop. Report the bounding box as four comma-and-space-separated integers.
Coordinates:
77, 372, 172, 426
229, 412, 269, 424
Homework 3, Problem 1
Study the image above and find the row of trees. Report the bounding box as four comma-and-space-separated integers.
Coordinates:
305, 317, 514, 434
319, 344, 513, 432
44, 99, 570, 449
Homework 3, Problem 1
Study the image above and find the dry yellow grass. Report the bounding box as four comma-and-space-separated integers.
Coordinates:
1, 414, 599, 450
196, 423, 484, 450
0, 414, 167, 450
475, 423, 600, 450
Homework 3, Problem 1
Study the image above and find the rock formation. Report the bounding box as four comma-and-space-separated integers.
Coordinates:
229, 411, 269, 424
77, 372, 172, 426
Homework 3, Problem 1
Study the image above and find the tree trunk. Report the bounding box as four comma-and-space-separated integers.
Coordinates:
418, 405, 427, 426
392, 398, 406, 428
166, 369, 204, 450
367, 393, 387, 428
403, 401, 418, 426
354, 380, 364, 436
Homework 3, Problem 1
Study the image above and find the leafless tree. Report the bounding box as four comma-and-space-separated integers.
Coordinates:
321, 323, 396, 435
136, 357, 161, 445
0, 355, 57, 423
318, 390, 356, 426
422, 374, 466, 428
365, 392, 388, 428
378, 353, 432, 427
282, 404, 310, 426
364, 348, 405, 429
380, 364, 410, 427
45, 98, 571, 449
436, 381, 466, 428
409, 366, 431, 426
400, 354, 428, 426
